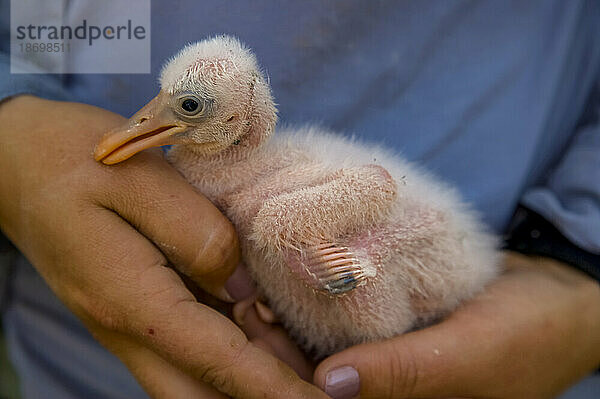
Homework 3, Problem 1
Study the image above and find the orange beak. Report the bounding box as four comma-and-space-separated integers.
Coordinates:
94, 91, 188, 165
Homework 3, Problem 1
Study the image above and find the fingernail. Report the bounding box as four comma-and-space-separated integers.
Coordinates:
324, 366, 360, 399
225, 264, 256, 301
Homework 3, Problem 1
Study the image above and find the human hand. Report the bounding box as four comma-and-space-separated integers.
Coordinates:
313, 251, 600, 399
231, 272, 316, 383
0, 95, 327, 399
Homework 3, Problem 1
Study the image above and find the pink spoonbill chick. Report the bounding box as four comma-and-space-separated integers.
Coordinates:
94, 35, 500, 358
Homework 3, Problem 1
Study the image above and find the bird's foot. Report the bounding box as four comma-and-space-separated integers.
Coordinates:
303, 242, 371, 295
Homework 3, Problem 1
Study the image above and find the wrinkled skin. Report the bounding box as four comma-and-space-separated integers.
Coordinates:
0, 95, 326, 399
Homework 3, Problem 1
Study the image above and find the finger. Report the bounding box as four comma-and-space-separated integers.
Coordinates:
76, 210, 327, 399
242, 305, 314, 382
233, 296, 257, 325
314, 322, 473, 399
254, 300, 279, 324
250, 337, 276, 356
224, 263, 256, 301
95, 328, 229, 399
96, 150, 239, 301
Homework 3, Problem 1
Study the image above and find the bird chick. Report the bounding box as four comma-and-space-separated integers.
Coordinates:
94, 35, 500, 358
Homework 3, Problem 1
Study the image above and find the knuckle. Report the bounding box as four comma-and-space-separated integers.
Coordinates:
395, 347, 421, 398
199, 365, 235, 395
375, 345, 420, 398
197, 338, 250, 394
193, 218, 239, 277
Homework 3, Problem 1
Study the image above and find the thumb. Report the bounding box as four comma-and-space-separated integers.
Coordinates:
313, 315, 493, 399
314, 336, 426, 399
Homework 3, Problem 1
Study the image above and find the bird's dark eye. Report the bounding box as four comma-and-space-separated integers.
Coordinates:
181, 98, 198, 113
176, 95, 207, 117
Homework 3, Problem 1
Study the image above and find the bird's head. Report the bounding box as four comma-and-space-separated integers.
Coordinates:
94, 35, 277, 164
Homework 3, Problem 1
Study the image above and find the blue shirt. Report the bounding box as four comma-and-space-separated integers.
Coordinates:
2, 0, 599, 251
1, 2, 600, 398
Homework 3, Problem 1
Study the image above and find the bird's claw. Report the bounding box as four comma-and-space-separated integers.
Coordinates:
305, 243, 368, 295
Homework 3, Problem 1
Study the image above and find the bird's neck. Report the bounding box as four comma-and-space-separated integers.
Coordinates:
207, 110, 276, 163
207, 137, 268, 165
167, 112, 277, 201
166, 134, 274, 207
